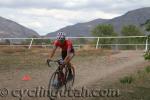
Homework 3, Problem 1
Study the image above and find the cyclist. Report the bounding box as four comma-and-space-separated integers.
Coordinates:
47, 32, 75, 80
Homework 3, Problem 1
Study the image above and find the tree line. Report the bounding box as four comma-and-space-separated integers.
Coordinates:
90, 20, 150, 49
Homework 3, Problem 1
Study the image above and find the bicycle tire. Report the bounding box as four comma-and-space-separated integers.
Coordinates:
65, 66, 75, 89
48, 72, 59, 100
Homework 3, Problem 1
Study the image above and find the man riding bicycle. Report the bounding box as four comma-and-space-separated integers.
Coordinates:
47, 32, 75, 80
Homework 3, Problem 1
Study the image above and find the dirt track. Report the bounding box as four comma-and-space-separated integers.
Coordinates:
74, 50, 146, 87
0, 50, 148, 100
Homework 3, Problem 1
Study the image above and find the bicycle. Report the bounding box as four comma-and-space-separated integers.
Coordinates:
47, 59, 75, 99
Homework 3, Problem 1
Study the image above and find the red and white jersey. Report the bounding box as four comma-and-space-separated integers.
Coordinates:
53, 39, 73, 51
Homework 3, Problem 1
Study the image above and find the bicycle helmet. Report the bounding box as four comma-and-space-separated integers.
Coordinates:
56, 32, 66, 40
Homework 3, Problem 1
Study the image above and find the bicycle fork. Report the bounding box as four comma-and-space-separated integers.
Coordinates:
58, 71, 65, 85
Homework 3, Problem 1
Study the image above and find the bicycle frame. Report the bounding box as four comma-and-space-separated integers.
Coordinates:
48, 59, 68, 85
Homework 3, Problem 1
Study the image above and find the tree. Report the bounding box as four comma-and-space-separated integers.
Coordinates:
22, 35, 52, 46
141, 19, 150, 32
91, 24, 117, 48
143, 19, 150, 52
121, 25, 143, 36
92, 24, 117, 37
142, 19, 150, 60
121, 25, 144, 49
5, 39, 11, 45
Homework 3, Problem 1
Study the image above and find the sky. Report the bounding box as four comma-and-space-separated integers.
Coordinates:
0, 0, 149, 35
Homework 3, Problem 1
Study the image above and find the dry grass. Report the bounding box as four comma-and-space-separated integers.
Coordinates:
0, 47, 27, 54
0, 47, 112, 70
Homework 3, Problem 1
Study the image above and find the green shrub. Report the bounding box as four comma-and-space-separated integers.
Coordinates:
144, 51, 150, 60
120, 76, 134, 84
145, 66, 150, 73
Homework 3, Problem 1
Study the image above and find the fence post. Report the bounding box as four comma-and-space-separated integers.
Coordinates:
135, 45, 138, 51
145, 37, 148, 52
96, 37, 100, 49
28, 38, 34, 49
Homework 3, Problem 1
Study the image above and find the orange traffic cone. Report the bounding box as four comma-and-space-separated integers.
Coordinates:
22, 75, 31, 81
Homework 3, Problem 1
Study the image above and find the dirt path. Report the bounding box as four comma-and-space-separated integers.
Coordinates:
74, 50, 145, 87
0, 50, 147, 100
57, 50, 148, 100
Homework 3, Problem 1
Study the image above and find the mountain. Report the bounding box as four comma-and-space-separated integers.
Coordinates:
104, 7, 150, 34
0, 16, 39, 38
46, 7, 150, 37
46, 19, 108, 37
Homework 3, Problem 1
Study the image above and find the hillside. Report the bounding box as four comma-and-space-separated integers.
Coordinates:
104, 7, 150, 34
0, 16, 39, 38
46, 7, 150, 37
46, 19, 108, 37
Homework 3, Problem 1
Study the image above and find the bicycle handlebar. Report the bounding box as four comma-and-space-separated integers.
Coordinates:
47, 59, 63, 67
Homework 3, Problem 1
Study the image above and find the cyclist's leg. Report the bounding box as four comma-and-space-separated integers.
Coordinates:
66, 47, 75, 65
61, 50, 69, 82
68, 47, 75, 70
61, 49, 75, 76
62, 48, 75, 68
67, 52, 75, 77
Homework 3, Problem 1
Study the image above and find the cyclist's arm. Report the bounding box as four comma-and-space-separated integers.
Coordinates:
49, 46, 57, 59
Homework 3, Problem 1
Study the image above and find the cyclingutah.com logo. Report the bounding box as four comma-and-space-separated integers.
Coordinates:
0, 86, 120, 100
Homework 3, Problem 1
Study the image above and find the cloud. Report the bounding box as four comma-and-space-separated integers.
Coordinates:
0, 0, 149, 13
0, 0, 88, 10
0, 0, 150, 35
0, 7, 119, 35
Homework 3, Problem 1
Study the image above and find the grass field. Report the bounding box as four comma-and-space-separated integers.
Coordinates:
0, 47, 109, 70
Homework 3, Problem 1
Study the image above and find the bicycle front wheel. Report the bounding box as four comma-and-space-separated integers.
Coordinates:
48, 72, 59, 100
